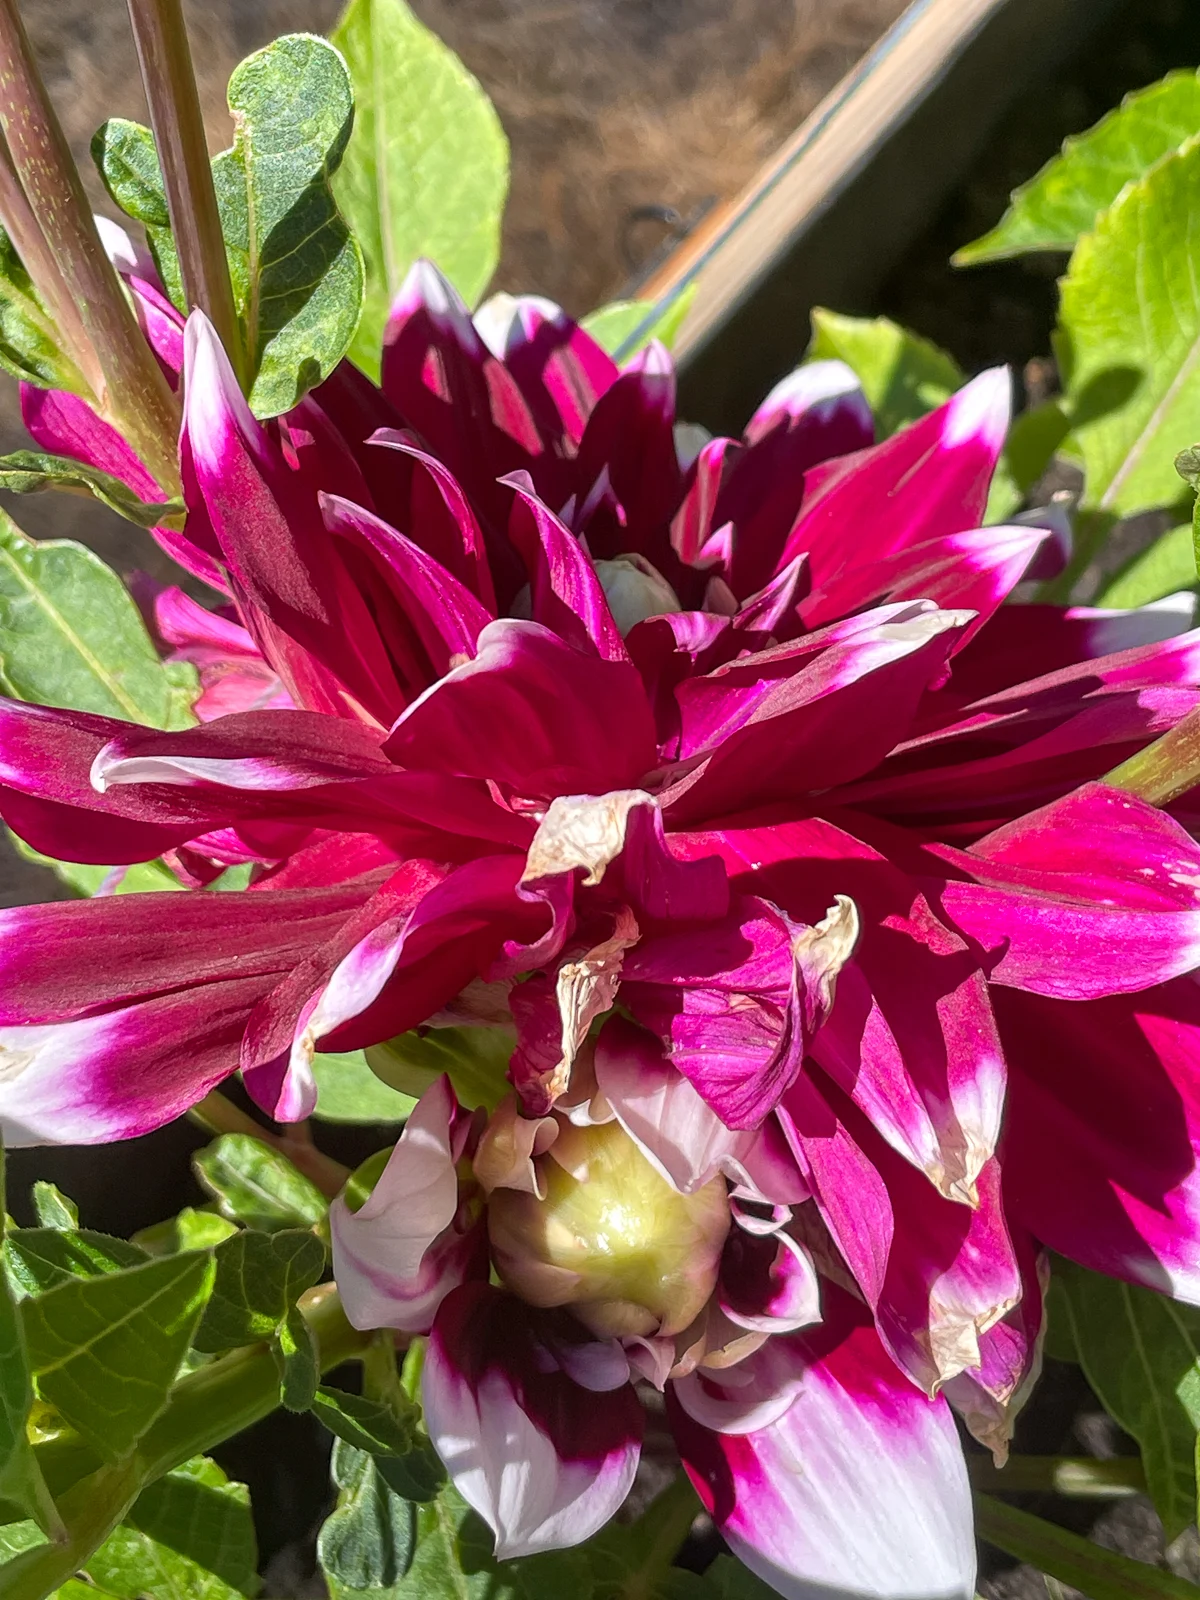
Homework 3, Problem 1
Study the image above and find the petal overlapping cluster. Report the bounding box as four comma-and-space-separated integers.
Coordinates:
7, 243, 1200, 1597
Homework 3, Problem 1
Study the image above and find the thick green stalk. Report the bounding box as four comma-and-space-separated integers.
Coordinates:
125, 0, 243, 380
974, 1494, 1200, 1600
968, 1455, 1144, 1496
0, 132, 101, 397
0, 1456, 142, 1600
0, 0, 180, 491
1106, 703, 1200, 807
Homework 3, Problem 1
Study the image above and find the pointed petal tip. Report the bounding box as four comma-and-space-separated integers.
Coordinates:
942, 366, 1011, 452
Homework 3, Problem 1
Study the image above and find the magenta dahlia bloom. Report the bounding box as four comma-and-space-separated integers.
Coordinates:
5, 241, 1200, 1595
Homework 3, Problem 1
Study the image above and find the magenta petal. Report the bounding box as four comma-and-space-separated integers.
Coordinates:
932, 782, 1200, 998
424, 1284, 642, 1557
383, 619, 659, 799
1001, 980, 1200, 1304
486, 295, 618, 449
670, 1287, 975, 1600
504, 476, 629, 662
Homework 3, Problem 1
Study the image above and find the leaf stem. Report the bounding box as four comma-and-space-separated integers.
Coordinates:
0, 1455, 142, 1600
124, 0, 243, 383
974, 1494, 1200, 1600
968, 1455, 1145, 1496
189, 1090, 350, 1198
0, 0, 181, 492
620, 1473, 701, 1600
1106, 703, 1200, 806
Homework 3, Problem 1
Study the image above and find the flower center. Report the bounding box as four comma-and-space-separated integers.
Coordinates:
487, 1119, 730, 1338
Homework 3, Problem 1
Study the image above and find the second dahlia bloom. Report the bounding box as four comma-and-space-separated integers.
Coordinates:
5, 248, 1200, 1595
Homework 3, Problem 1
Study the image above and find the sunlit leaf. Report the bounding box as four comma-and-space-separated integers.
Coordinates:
194, 1134, 329, 1233
366, 1026, 512, 1112
0, 1148, 61, 1533
30, 1183, 77, 1232
581, 287, 698, 362
0, 451, 183, 529
6, 1228, 147, 1296
806, 307, 962, 438
0, 508, 198, 725
1059, 136, 1200, 516
331, 0, 507, 378
957, 70, 1200, 264
0, 227, 89, 395
194, 1228, 325, 1353
312, 1050, 415, 1125
1097, 522, 1196, 608
21, 1250, 215, 1461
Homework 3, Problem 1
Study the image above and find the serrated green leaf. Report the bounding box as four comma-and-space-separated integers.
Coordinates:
6, 1228, 147, 1296
21, 1250, 215, 1462
957, 70, 1200, 265
194, 1229, 325, 1354
319, 1439, 416, 1594
366, 1025, 512, 1113
85, 1456, 257, 1600
1052, 1258, 1200, 1539
331, 0, 507, 379
313, 1050, 416, 1124
1059, 136, 1200, 517
0, 227, 89, 394
0, 451, 184, 530
273, 1302, 320, 1412
1098, 522, 1197, 607
0, 1150, 61, 1535
194, 1135, 329, 1232
0, 508, 199, 726
218, 34, 364, 416
30, 1183, 77, 1232
580, 286, 698, 361
806, 307, 963, 438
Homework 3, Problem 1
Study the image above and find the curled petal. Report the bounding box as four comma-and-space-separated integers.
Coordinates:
719, 1228, 821, 1336
473, 1094, 559, 1196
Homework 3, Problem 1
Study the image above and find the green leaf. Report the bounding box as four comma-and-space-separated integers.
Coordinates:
580, 286, 698, 361
30, 1183, 77, 1232
273, 1302, 320, 1412
193, 1135, 329, 1232
0, 451, 184, 530
218, 34, 365, 416
312, 1385, 442, 1502
957, 70, 1200, 264
1097, 522, 1197, 607
193, 1229, 325, 1354
21, 1250, 215, 1462
0, 1150, 61, 1535
366, 1025, 513, 1113
91, 119, 183, 311
132, 1208, 240, 1257
318, 1439, 416, 1594
1058, 136, 1200, 517
330, 0, 507, 379
0, 227, 88, 394
1052, 1258, 1200, 1539
6, 835, 188, 899
806, 307, 963, 438
84, 1456, 257, 1600
6, 1229, 147, 1296
0, 509, 198, 726
313, 1050, 416, 1124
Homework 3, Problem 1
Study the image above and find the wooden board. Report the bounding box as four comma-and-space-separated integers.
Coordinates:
626, 0, 1124, 433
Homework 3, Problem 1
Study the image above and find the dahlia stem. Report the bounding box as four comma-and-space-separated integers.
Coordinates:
968, 1455, 1144, 1496
189, 1089, 350, 1198
0, 131, 102, 398
124, 0, 243, 383
0, 0, 181, 492
974, 1494, 1200, 1599
619, 1474, 702, 1600
1106, 703, 1200, 807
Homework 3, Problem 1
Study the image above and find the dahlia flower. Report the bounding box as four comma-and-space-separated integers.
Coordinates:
5, 242, 1200, 1597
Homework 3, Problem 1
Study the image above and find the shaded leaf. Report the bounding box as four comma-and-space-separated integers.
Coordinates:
957, 70, 1200, 264
194, 1228, 325, 1353
6, 1228, 147, 1296
0, 226, 88, 394
0, 451, 183, 529
30, 1183, 77, 1232
6, 835, 188, 899
581, 286, 698, 361
193, 1134, 329, 1232
0, 1149, 61, 1534
703, 1556, 779, 1598
1052, 1258, 1200, 1539
1098, 522, 1196, 608
318, 1439, 415, 1593
331, 0, 507, 378
0, 509, 198, 726
21, 1250, 215, 1461
366, 1025, 512, 1112
312, 1385, 442, 1502
85, 1455, 257, 1600
1059, 136, 1200, 516
806, 307, 962, 438
273, 1301, 320, 1412
313, 1050, 415, 1125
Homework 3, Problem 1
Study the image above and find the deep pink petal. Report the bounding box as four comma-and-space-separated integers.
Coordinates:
504, 477, 628, 662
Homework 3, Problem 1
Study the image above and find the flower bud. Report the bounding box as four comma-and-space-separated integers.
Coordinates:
593, 554, 681, 634
488, 1119, 730, 1339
